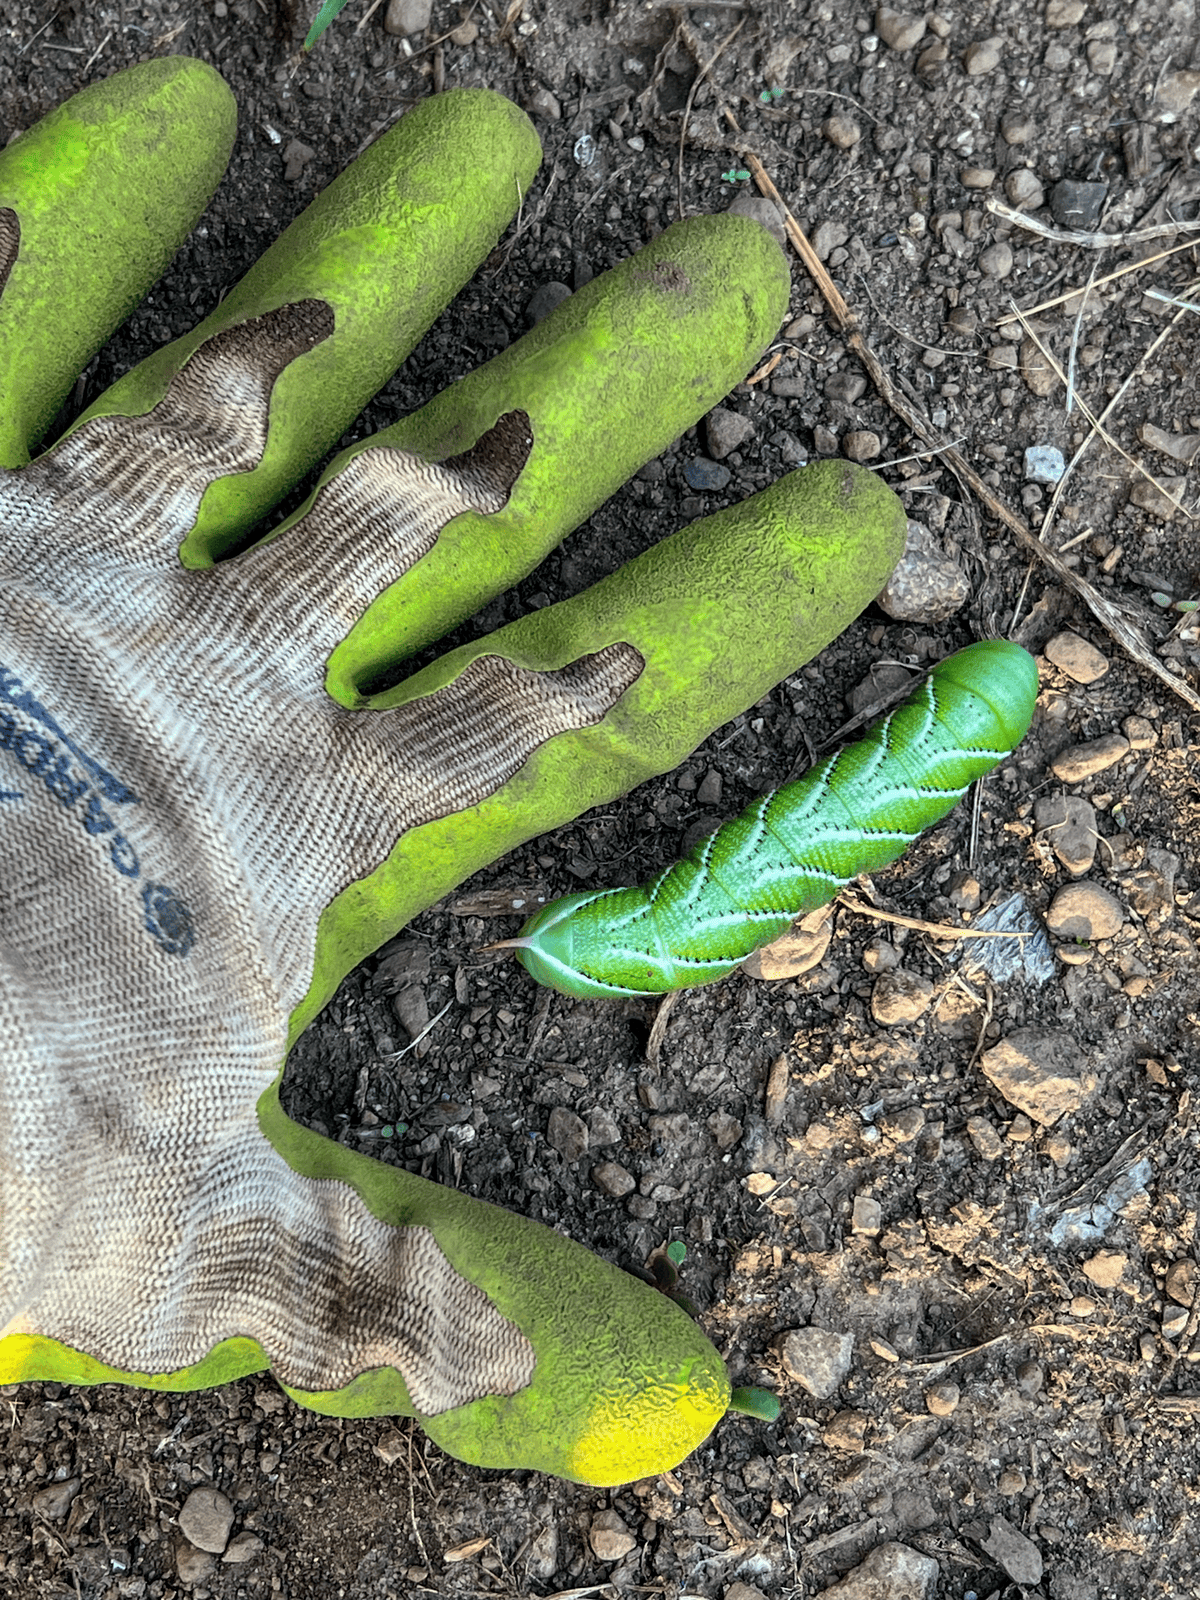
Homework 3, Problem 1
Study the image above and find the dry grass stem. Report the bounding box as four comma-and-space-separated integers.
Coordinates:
987, 197, 1200, 248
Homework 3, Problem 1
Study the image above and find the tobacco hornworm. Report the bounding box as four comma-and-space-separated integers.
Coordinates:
504, 640, 1039, 998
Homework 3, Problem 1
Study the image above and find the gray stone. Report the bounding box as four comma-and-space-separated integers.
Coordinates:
1024, 444, 1065, 483
590, 1508, 636, 1561
546, 1105, 588, 1161
811, 219, 851, 260
964, 36, 1004, 74
178, 1486, 234, 1555
1049, 180, 1108, 230
223, 1532, 265, 1565
526, 281, 572, 325
175, 1542, 217, 1587
592, 1160, 635, 1196
1006, 168, 1045, 210
980, 1514, 1044, 1586
31, 1478, 80, 1521
384, 0, 432, 36
823, 115, 862, 149
843, 429, 882, 461
824, 371, 867, 405
819, 1541, 939, 1598
684, 457, 731, 491
875, 6, 926, 51
979, 241, 1014, 278
780, 1325, 854, 1398
877, 520, 969, 622
706, 405, 754, 460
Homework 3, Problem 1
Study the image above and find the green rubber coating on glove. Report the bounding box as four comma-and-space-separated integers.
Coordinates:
68, 88, 541, 560
0, 57, 236, 467
296, 460, 907, 1041
305, 211, 791, 701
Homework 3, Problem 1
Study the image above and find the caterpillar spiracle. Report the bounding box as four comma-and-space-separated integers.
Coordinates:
503, 640, 1039, 998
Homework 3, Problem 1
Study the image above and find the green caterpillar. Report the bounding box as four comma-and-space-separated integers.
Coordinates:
507, 640, 1039, 998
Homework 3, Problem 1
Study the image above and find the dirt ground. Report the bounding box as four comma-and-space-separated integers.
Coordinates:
2, 0, 1199, 1597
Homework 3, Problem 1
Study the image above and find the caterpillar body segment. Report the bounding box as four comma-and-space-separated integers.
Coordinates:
513, 641, 1039, 998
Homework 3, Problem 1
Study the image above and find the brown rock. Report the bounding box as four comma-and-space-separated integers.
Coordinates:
1050, 733, 1129, 783
1044, 630, 1110, 683
1046, 882, 1124, 941
980, 1027, 1098, 1125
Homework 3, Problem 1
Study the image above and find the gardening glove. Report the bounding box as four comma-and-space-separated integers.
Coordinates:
0, 57, 906, 1485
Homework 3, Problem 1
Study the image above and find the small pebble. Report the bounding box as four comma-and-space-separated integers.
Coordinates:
852, 1194, 883, 1235
1044, 630, 1109, 683
879, 1105, 925, 1141
525, 281, 572, 325
1049, 733, 1130, 783
589, 1510, 636, 1562
825, 371, 867, 405
1166, 1259, 1196, 1306
592, 1160, 635, 1196
875, 5, 926, 50
1049, 179, 1108, 230
223, 1534, 265, 1566
384, 0, 432, 35
960, 165, 996, 188
526, 86, 562, 120
876, 519, 969, 621
178, 1487, 234, 1556
1087, 39, 1117, 74
1020, 337, 1058, 396
822, 115, 862, 148
1046, 0, 1086, 22
1016, 1360, 1044, 1396
998, 1466, 1027, 1495
706, 405, 754, 460
1006, 169, 1045, 210
1130, 475, 1187, 520
980, 1028, 1099, 1126
546, 1106, 588, 1162
843, 429, 882, 461
1024, 444, 1065, 483
1000, 109, 1035, 144
1082, 1249, 1127, 1289
780, 1325, 854, 1398
981, 1515, 1044, 1587
1034, 795, 1098, 877
811, 219, 851, 259
967, 1115, 1005, 1161
926, 1381, 960, 1416
1046, 882, 1125, 941
683, 457, 731, 491
964, 36, 1004, 74
979, 242, 1014, 278
870, 968, 935, 1025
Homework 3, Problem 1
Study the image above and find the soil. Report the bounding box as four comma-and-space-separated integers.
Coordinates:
2, 2, 1199, 1598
